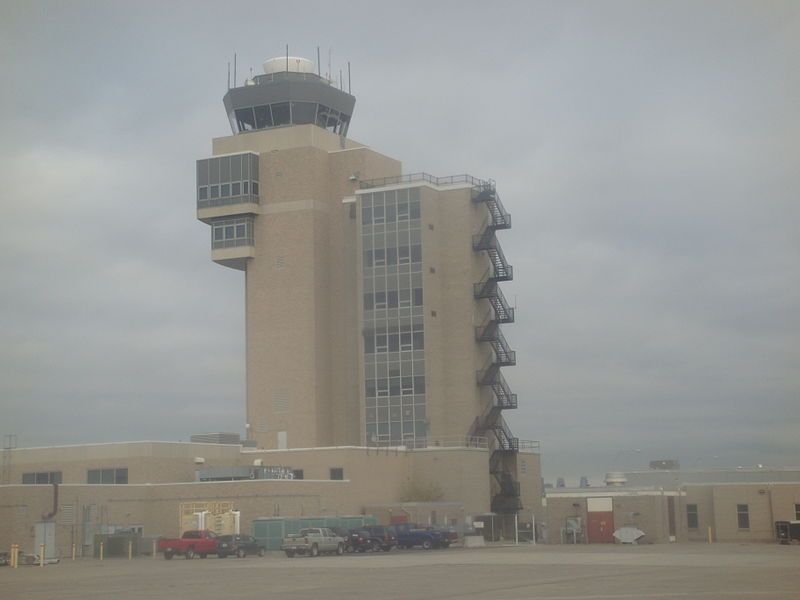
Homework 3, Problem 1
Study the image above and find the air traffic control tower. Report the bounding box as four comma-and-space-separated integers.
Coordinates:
196, 56, 531, 514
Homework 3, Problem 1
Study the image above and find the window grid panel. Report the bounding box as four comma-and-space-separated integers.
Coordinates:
361, 190, 426, 446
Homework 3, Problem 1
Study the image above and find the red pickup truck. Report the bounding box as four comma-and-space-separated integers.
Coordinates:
158, 530, 219, 559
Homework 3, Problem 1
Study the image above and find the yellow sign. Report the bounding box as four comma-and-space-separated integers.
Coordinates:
179, 501, 235, 534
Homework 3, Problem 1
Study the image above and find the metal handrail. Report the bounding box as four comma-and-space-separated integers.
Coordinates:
359, 172, 490, 190
492, 371, 518, 409
493, 326, 515, 363
250, 71, 337, 87
211, 238, 254, 250
518, 440, 541, 452
487, 242, 512, 279
368, 436, 488, 450
493, 416, 518, 451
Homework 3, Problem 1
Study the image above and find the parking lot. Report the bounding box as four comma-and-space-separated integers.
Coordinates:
3, 543, 799, 600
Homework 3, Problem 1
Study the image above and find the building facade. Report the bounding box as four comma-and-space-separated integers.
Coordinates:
545, 468, 800, 544
0, 440, 542, 555
0, 56, 540, 557
196, 57, 526, 513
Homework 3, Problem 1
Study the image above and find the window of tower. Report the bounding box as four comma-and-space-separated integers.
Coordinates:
291, 102, 316, 124
254, 105, 273, 129
360, 188, 427, 448
271, 102, 291, 126
339, 114, 351, 137
326, 109, 340, 132
211, 217, 254, 249
232, 102, 350, 135
373, 248, 385, 267
316, 104, 330, 128
197, 153, 259, 208
397, 201, 409, 219
374, 291, 387, 309
235, 108, 256, 132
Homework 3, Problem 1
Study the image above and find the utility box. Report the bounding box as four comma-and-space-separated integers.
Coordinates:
775, 521, 800, 544
93, 532, 141, 558
34, 522, 56, 559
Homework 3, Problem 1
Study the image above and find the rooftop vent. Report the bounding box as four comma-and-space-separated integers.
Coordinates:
604, 472, 627, 486
649, 459, 680, 470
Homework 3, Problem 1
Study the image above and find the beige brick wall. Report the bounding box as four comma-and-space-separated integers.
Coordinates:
210, 126, 401, 450
707, 483, 798, 542
202, 124, 526, 513
545, 491, 683, 544
684, 485, 715, 541
4, 442, 243, 485
770, 484, 800, 522
421, 185, 491, 440
517, 451, 544, 524
0, 443, 491, 553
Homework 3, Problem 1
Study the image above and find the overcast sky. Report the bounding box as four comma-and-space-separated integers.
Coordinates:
1, 1, 798, 483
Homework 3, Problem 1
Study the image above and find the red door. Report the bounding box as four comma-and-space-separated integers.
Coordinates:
586, 497, 615, 543
587, 511, 615, 543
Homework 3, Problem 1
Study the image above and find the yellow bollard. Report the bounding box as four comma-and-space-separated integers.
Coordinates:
72, 543, 76, 561
128, 540, 132, 560
707, 525, 713, 544
39, 544, 45, 567
10, 544, 18, 569
152, 539, 157, 559
99, 541, 104, 561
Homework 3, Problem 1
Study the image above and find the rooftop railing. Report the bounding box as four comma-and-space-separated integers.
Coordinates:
359, 172, 491, 190
244, 71, 338, 87
367, 436, 488, 450
518, 440, 541, 453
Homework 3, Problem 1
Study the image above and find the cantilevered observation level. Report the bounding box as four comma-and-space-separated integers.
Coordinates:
196, 56, 357, 270
223, 57, 355, 136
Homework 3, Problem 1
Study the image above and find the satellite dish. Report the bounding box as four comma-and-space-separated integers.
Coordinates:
613, 527, 645, 544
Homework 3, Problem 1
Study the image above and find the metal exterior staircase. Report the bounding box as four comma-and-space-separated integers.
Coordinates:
470, 181, 522, 514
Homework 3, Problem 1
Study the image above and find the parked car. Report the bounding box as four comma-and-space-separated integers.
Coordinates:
362, 525, 397, 551
329, 527, 352, 548
389, 523, 448, 549
157, 530, 219, 559
281, 527, 345, 558
429, 526, 459, 546
217, 534, 266, 558
346, 528, 384, 553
